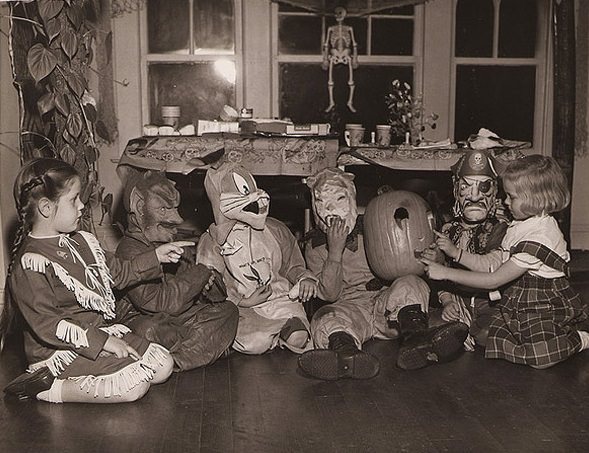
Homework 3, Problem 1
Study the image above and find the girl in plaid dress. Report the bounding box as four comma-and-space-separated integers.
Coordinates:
422, 155, 589, 368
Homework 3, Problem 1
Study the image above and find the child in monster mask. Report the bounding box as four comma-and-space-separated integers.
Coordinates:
115, 170, 238, 372
196, 162, 318, 355
298, 167, 469, 379
423, 155, 589, 368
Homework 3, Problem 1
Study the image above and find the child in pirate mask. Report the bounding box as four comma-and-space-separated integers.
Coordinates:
423, 149, 508, 349
116, 170, 238, 371
298, 168, 468, 379
196, 162, 317, 355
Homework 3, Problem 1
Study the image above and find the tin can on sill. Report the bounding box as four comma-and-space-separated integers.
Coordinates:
239, 108, 253, 119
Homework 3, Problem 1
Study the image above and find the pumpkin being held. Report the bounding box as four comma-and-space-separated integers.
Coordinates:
364, 190, 435, 280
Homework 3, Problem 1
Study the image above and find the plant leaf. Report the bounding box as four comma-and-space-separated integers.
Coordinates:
66, 112, 83, 138
59, 144, 76, 165
37, 92, 56, 115
55, 93, 70, 117
27, 44, 58, 82
85, 146, 98, 164
95, 120, 111, 142
38, 0, 64, 23
66, 4, 84, 30
66, 72, 86, 98
83, 103, 97, 123
61, 27, 78, 60
45, 17, 61, 43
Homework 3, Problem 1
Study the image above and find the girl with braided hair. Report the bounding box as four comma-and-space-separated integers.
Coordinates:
1, 158, 192, 403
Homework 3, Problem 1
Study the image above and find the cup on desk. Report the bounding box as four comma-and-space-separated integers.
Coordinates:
344, 124, 365, 146
376, 124, 392, 147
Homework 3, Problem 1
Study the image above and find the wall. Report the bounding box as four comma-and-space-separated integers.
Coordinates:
0, 5, 21, 314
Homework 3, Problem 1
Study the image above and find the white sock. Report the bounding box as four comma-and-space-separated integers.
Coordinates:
578, 330, 589, 351
36, 378, 64, 403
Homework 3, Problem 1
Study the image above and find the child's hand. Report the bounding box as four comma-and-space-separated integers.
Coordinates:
433, 231, 460, 260
103, 336, 141, 360
155, 241, 195, 264
326, 216, 348, 260
298, 278, 317, 303
239, 284, 272, 308
202, 269, 227, 303
420, 258, 447, 281
441, 300, 462, 322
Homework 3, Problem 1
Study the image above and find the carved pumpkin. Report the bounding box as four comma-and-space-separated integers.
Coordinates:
364, 190, 435, 280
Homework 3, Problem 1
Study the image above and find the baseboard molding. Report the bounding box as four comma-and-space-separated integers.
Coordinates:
572, 223, 589, 250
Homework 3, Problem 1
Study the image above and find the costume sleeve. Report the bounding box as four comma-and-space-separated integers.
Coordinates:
117, 243, 212, 316
10, 267, 108, 360
270, 219, 315, 284
196, 232, 226, 274
106, 249, 163, 290
304, 244, 343, 302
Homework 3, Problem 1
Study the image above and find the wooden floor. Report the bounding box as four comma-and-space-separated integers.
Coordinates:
1, 255, 589, 453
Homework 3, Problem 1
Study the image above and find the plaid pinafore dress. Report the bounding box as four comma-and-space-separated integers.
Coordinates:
485, 241, 588, 368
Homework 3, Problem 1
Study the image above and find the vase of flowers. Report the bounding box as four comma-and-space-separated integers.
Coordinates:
385, 79, 438, 146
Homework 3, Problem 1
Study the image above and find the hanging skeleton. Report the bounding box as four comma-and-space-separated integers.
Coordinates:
322, 7, 358, 113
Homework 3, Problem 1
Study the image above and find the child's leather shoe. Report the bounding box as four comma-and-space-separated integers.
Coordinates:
4, 367, 55, 400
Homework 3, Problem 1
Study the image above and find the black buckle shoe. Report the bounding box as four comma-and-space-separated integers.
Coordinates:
397, 321, 469, 370
298, 349, 380, 380
4, 367, 55, 400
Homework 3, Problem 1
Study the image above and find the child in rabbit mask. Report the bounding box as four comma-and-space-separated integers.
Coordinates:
196, 162, 317, 354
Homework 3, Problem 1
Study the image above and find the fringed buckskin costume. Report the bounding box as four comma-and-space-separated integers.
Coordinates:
196, 162, 314, 354
10, 231, 169, 397
116, 171, 238, 371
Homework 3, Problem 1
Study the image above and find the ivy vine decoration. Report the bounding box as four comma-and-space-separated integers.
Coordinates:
6, 0, 114, 230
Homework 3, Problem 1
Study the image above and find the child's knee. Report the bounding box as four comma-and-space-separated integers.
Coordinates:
234, 334, 273, 355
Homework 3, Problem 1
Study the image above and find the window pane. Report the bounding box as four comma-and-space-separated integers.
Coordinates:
193, 0, 234, 54
455, 65, 535, 142
148, 63, 236, 125
377, 5, 414, 15
371, 18, 413, 55
279, 63, 413, 142
279, 15, 323, 54
147, 0, 190, 54
499, 0, 536, 58
455, 0, 494, 57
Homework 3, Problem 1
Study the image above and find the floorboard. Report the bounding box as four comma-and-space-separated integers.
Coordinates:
1, 252, 589, 453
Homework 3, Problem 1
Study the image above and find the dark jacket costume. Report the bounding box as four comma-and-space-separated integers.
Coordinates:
116, 206, 238, 371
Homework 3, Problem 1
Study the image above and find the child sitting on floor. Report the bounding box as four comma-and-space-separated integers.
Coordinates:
422, 155, 589, 368
1, 158, 193, 403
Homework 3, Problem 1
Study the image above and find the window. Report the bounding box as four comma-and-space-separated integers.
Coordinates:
453, 0, 546, 144
274, 2, 418, 140
142, 0, 241, 127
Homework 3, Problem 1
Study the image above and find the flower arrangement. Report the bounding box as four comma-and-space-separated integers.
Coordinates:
385, 80, 438, 146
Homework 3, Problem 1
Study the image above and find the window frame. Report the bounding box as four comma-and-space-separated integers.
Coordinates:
270, 1, 425, 117
139, 0, 244, 125
449, 0, 551, 150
